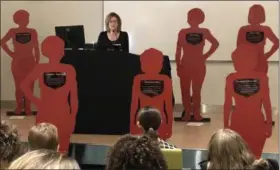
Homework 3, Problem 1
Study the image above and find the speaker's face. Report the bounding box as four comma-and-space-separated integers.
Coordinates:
109, 16, 118, 31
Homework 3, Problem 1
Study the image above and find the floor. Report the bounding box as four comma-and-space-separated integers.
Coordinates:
1, 105, 278, 153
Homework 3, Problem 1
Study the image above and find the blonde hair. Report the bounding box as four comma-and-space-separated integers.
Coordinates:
28, 123, 58, 150
207, 129, 255, 169
8, 149, 80, 169
105, 12, 122, 32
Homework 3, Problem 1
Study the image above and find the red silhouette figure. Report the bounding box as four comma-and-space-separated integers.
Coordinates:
21, 36, 78, 153
224, 44, 272, 158
130, 48, 173, 139
175, 8, 219, 121
237, 5, 279, 74
1, 10, 40, 115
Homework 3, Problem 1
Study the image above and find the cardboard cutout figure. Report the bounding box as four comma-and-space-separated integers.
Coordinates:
237, 4, 279, 74
21, 36, 78, 153
130, 48, 173, 139
175, 8, 219, 122
1, 10, 39, 115
224, 44, 272, 158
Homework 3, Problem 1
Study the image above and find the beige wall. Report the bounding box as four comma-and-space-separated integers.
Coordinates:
171, 62, 278, 107
1, 1, 103, 100
1, 1, 279, 108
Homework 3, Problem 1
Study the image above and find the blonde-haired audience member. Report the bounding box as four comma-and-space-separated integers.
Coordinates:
8, 149, 80, 169
0, 120, 24, 169
28, 122, 59, 150
200, 129, 278, 170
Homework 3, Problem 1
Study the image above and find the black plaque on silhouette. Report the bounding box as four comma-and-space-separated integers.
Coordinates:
246, 31, 264, 44
186, 33, 203, 45
16, 32, 31, 44
140, 80, 164, 97
234, 79, 260, 97
44, 72, 66, 90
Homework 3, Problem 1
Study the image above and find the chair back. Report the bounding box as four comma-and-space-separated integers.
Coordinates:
161, 148, 183, 170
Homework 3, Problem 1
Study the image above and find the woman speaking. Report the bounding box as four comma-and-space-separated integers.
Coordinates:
97, 12, 129, 52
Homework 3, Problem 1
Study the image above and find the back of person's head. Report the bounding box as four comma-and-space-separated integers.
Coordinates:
28, 123, 59, 150
207, 129, 255, 169
0, 120, 21, 163
138, 106, 162, 141
106, 135, 167, 170
106, 134, 138, 170
251, 158, 274, 170
8, 149, 80, 169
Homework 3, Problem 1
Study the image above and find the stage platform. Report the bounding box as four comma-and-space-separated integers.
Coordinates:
1, 105, 279, 169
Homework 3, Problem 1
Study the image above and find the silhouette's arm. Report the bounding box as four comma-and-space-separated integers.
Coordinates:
33, 30, 40, 63
223, 75, 233, 128
204, 29, 219, 59
175, 31, 182, 67
236, 28, 243, 47
165, 78, 173, 125
265, 27, 279, 59
69, 66, 78, 118
21, 65, 40, 106
262, 75, 272, 123
1, 29, 14, 58
131, 77, 140, 124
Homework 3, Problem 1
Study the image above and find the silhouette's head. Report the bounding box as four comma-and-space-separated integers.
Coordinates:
140, 48, 163, 74
41, 36, 65, 63
248, 5, 265, 25
13, 10, 29, 27
187, 8, 205, 26
232, 44, 258, 72
207, 129, 255, 169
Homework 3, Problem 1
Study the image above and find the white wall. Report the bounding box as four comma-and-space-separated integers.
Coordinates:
1, 1, 103, 100
171, 62, 278, 107
104, 1, 279, 61
1, 1, 279, 108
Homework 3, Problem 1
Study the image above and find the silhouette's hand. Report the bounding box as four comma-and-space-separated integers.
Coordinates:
9, 52, 16, 58
203, 54, 210, 60
265, 122, 272, 138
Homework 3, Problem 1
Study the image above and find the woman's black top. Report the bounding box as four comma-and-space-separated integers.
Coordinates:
97, 31, 129, 52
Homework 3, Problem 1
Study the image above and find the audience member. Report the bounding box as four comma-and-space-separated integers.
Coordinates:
199, 129, 278, 170
28, 122, 59, 150
0, 120, 24, 168
8, 149, 80, 169
138, 106, 176, 149
106, 134, 168, 170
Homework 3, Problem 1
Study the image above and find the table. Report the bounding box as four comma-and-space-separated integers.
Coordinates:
61, 50, 173, 135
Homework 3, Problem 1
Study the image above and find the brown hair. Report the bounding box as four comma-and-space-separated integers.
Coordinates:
105, 12, 122, 32
138, 106, 162, 141
28, 123, 58, 150
106, 135, 167, 170
0, 120, 21, 162
207, 129, 269, 169
8, 149, 80, 169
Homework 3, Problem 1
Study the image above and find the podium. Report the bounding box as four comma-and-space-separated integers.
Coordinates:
61, 50, 173, 135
